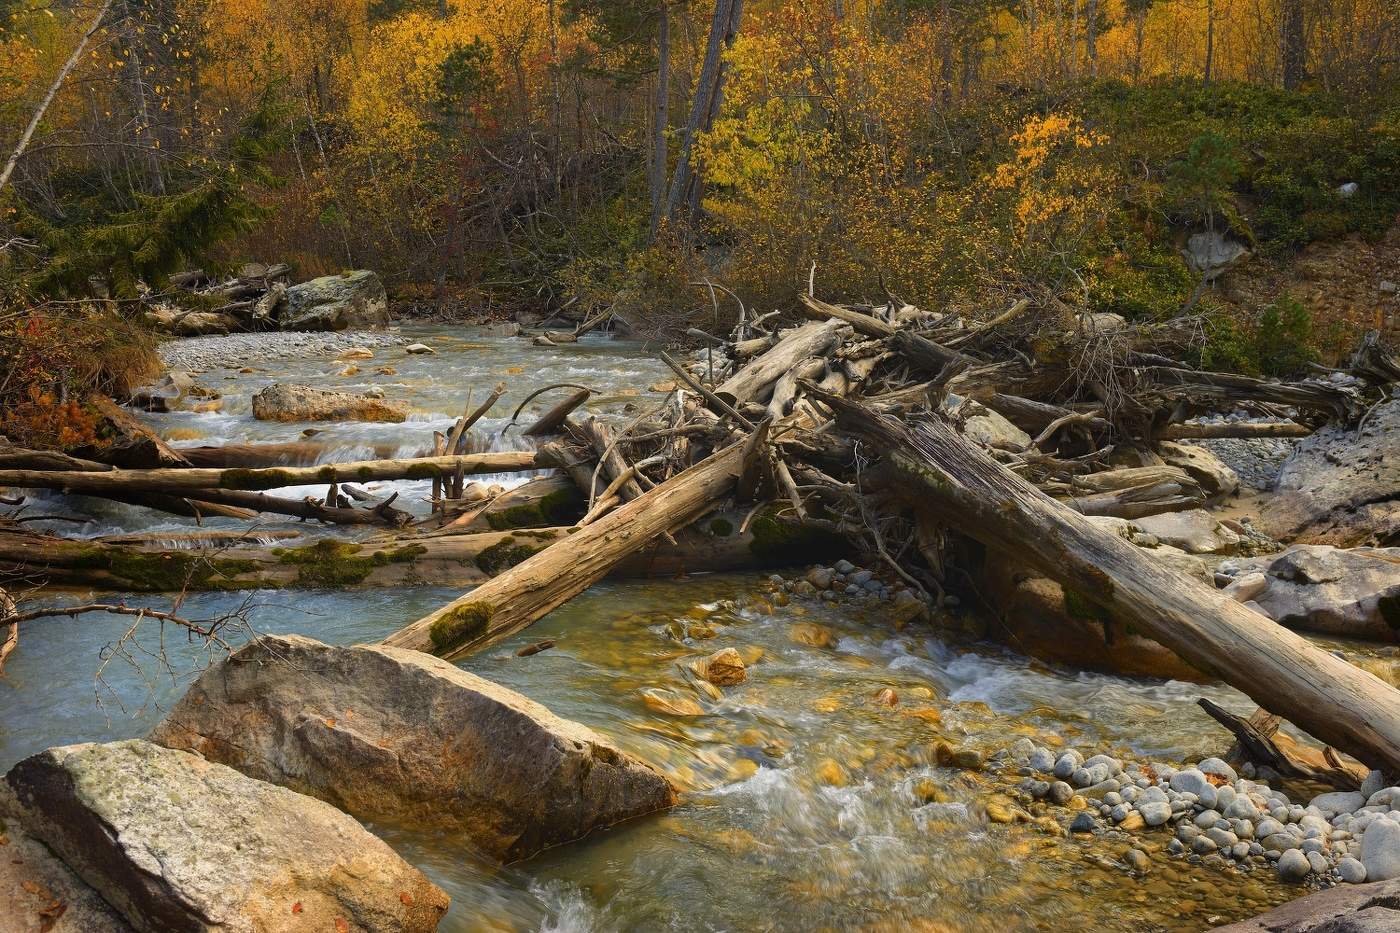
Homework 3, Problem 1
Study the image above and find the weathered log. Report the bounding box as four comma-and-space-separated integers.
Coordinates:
1349, 330, 1400, 386
441, 474, 583, 533
1065, 480, 1205, 519
1144, 367, 1355, 419
1069, 466, 1196, 494
574, 417, 646, 504
380, 441, 749, 659
1198, 699, 1369, 789
714, 320, 846, 405
890, 329, 977, 378
77, 398, 191, 469
797, 294, 894, 338
815, 391, 1400, 774
0, 451, 547, 496
1158, 421, 1312, 440
0, 447, 113, 473
523, 388, 591, 437
0, 586, 15, 675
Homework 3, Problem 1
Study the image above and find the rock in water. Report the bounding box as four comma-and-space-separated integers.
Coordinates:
1261, 397, 1400, 547
4, 740, 447, 933
282, 270, 390, 331
693, 647, 748, 686
150, 634, 676, 863
251, 383, 408, 423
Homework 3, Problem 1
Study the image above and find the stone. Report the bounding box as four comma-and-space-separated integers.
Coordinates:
1278, 848, 1314, 882
1029, 748, 1057, 772
788, 622, 835, 647
1362, 818, 1400, 881
129, 370, 208, 413
1134, 509, 1241, 554
151, 635, 676, 862
1182, 230, 1249, 280
1119, 811, 1146, 832
251, 382, 408, 423
1261, 397, 1400, 548
1169, 769, 1216, 803
1139, 802, 1173, 827
693, 647, 748, 686
1223, 572, 1269, 603
948, 397, 1032, 451
1049, 781, 1075, 805
1053, 751, 1083, 779
1124, 847, 1151, 871
1307, 850, 1330, 874
805, 567, 834, 590
1312, 792, 1367, 817
404, 342, 436, 355
1070, 812, 1098, 834
1196, 757, 1238, 783
1339, 856, 1369, 884
0, 794, 135, 933
1218, 544, 1400, 641
282, 270, 390, 331
1159, 442, 1240, 498
5, 740, 447, 932
1224, 796, 1261, 821
1212, 877, 1400, 931
1362, 771, 1386, 799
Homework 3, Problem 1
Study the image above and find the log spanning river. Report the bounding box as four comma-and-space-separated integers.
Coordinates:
5, 325, 1367, 931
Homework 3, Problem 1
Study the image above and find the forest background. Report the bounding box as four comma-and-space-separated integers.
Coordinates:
0, 0, 1398, 436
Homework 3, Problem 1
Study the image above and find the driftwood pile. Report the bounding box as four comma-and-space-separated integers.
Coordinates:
6, 292, 1400, 780
141, 264, 293, 335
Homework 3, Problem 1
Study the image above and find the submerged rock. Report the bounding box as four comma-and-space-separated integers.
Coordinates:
150, 634, 676, 863
5, 739, 447, 933
251, 382, 408, 423
282, 270, 390, 331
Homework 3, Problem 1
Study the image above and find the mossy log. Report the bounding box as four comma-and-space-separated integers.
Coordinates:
0, 502, 832, 593
381, 441, 752, 659
816, 389, 1400, 776
0, 450, 548, 496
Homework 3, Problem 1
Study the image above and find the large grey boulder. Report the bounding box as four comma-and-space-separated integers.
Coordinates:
282, 270, 390, 331
251, 382, 408, 423
5, 740, 448, 933
1134, 509, 1241, 554
1210, 876, 1400, 931
1217, 544, 1400, 641
1183, 230, 1249, 280
1261, 398, 1400, 547
0, 786, 135, 932
150, 634, 677, 863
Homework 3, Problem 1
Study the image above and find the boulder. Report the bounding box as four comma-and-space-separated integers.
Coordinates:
1133, 509, 1241, 554
1261, 398, 1400, 547
1159, 441, 1240, 498
1183, 230, 1249, 280
149, 635, 676, 863
1211, 876, 1400, 931
0, 787, 135, 932
1217, 545, 1400, 641
979, 560, 1205, 681
251, 383, 408, 423
5, 740, 448, 933
282, 270, 390, 331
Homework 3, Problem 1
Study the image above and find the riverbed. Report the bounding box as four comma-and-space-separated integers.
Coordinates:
1, 326, 1310, 930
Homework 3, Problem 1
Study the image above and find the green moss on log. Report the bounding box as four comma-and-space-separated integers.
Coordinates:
69, 546, 262, 591
475, 536, 543, 575
405, 462, 440, 480
276, 540, 428, 587
428, 601, 494, 652
748, 509, 847, 567
220, 468, 297, 490
708, 517, 734, 537
485, 486, 583, 530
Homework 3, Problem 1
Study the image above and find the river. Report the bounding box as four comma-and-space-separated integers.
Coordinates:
1, 326, 1311, 931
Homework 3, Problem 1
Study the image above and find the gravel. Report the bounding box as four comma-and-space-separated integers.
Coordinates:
159, 330, 407, 371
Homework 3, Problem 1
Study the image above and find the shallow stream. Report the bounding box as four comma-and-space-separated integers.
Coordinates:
1, 327, 1316, 930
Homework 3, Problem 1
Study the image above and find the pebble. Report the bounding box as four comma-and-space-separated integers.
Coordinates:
1125, 848, 1151, 872
1070, 813, 1098, 834
1139, 802, 1173, 827
159, 330, 406, 370
1048, 782, 1074, 805
1338, 856, 1368, 883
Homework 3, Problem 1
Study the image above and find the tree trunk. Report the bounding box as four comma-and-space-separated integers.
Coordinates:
380, 441, 748, 658
0, 451, 546, 496
817, 392, 1400, 776
648, 1, 671, 239
715, 319, 847, 405
0, 0, 114, 196
664, 0, 737, 223
1281, 0, 1306, 90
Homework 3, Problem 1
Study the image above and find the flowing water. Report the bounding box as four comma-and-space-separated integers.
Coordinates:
2, 327, 1312, 931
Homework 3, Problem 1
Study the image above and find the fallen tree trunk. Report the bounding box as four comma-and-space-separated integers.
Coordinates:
1159, 422, 1312, 440
380, 441, 749, 659
816, 390, 1400, 775
0, 451, 547, 496
522, 389, 591, 437
715, 320, 846, 405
